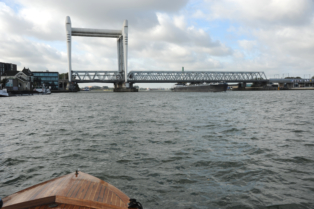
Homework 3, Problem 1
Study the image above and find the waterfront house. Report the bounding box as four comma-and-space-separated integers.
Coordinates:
1, 71, 31, 91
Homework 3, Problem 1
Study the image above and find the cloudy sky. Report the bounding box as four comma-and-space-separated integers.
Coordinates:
1, 0, 314, 87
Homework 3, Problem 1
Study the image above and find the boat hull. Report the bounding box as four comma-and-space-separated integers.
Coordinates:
0, 89, 9, 97
2, 172, 130, 209
171, 84, 228, 92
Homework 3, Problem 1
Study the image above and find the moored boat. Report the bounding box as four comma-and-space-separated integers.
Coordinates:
34, 88, 51, 95
0, 89, 9, 97
33, 84, 51, 95
1, 171, 142, 209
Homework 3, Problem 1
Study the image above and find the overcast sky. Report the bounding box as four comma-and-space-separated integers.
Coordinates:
1, 0, 314, 88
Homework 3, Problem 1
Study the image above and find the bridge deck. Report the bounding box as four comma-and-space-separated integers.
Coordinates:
72, 71, 268, 83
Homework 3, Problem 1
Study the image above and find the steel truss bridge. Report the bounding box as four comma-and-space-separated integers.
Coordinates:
72, 71, 268, 83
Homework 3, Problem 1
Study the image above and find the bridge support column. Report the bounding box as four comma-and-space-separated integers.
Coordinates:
65, 16, 72, 82
116, 21, 128, 83
122, 20, 128, 83
66, 82, 76, 91
113, 82, 138, 92
117, 37, 123, 74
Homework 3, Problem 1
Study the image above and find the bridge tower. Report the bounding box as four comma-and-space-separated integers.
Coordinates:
65, 16, 135, 91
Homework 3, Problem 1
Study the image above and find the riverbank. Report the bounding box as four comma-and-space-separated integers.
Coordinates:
232, 87, 314, 91
51, 90, 78, 93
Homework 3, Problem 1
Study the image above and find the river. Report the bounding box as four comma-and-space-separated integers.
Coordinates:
0, 90, 314, 209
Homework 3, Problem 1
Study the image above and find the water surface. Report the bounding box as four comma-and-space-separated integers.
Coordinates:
1, 91, 314, 209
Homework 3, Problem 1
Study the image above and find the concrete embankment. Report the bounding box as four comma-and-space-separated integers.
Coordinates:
231, 87, 314, 91
290, 87, 314, 90
51, 90, 78, 93
9, 90, 44, 95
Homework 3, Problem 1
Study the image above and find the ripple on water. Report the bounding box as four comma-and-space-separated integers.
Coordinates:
1, 91, 314, 209
1, 158, 27, 166
273, 156, 313, 164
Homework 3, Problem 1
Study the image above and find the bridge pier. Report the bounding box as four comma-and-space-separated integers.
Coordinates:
66, 82, 77, 91
113, 82, 138, 92
238, 82, 246, 89
286, 83, 293, 89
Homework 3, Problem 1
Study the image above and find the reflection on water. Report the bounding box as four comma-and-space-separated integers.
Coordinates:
0, 91, 314, 209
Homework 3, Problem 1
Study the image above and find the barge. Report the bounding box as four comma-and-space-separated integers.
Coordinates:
171, 83, 228, 92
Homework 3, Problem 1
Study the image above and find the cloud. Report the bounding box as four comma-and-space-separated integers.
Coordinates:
1, 0, 314, 88
126, 13, 233, 71
135, 13, 232, 54
205, 0, 314, 27
14, 0, 190, 34
1, 1, 232, 76
1, 0, 190, 41
238, 40, 257, 51
0, 33, 67, 72
197, 0, 314, 76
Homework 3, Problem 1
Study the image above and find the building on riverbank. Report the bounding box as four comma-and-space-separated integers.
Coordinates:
0, 62, 17, 76
1, 65, 62, 93
32, 71, 59, 90
1, 71, 32, 91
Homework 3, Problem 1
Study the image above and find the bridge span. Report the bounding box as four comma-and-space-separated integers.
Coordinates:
65, 17, 268, 91
72, 71, 268, 84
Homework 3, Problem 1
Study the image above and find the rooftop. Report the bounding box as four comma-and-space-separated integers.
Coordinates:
1, 71, 20, 76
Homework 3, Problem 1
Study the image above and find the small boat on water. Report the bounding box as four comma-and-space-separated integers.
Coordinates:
1, 171, 142, 209
34, 88, 51, 95
33, 84, 51, 95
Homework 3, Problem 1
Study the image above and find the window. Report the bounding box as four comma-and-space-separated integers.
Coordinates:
5, 79, 13, 87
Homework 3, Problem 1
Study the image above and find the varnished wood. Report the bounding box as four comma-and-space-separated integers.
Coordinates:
55, 196, 126, 209
1, 197, 55, 209
2, 172, 129, 209
19, 203, 121, 209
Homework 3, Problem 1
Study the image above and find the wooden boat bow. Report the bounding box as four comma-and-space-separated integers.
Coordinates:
2, 172, 132, 209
